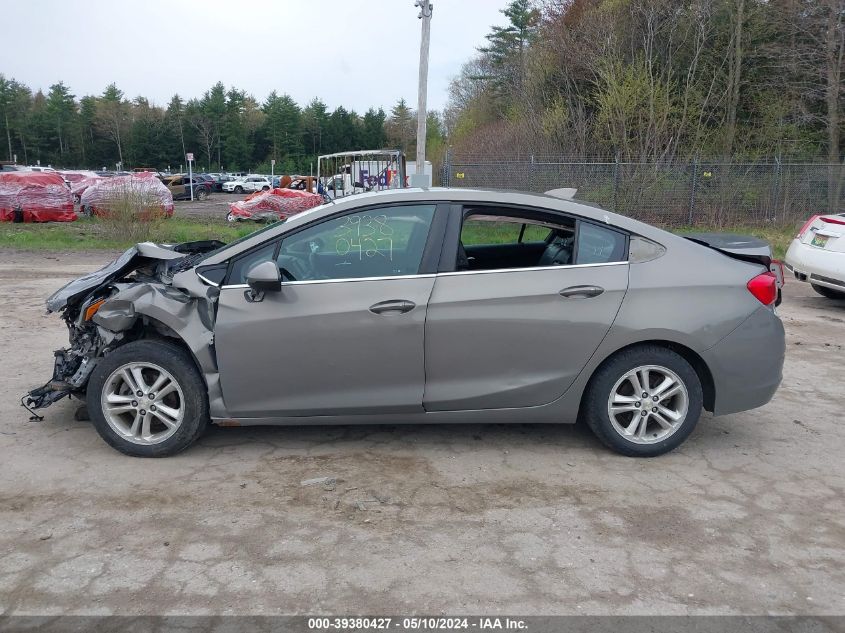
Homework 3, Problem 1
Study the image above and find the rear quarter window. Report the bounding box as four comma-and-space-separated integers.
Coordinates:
576, 223, 628, 264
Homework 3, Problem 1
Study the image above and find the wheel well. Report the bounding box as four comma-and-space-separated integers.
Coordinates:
116, 317, 207, 387
590, 340, 716, 412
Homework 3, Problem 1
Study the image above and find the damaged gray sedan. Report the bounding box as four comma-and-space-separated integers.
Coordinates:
25, 188, 785, 457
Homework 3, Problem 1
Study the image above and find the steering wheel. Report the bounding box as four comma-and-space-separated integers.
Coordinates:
277, 253, 309, 281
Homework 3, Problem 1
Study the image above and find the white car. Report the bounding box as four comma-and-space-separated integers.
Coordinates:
222, 175, 271, 194
784, 213, 845, 299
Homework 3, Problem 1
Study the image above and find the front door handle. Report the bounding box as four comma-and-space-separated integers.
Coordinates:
559, 285, 605, 299
369, 299, 416, 315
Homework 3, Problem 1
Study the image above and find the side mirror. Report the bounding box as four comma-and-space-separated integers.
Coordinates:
245, 260, 281, 295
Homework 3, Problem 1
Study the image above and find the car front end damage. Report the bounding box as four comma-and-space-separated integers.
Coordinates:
23, 240, 225, 417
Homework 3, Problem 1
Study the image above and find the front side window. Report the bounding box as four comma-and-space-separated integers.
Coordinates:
276, 204, 436, 281
227, 205, 436, 284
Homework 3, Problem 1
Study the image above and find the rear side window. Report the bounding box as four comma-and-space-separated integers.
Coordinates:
576, 223, 627, 264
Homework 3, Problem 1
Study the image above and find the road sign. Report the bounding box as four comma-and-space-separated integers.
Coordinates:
271, 159, 276, 166
186, 153, 194, 162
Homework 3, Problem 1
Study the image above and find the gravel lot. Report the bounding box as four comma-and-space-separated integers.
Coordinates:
173, 195, 237, 221
0, 250, 843, 616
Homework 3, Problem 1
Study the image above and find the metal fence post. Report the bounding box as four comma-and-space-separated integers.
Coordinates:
612, 154, 620, 213
530, 153, 536, 192
770, 156, 782, 222
688, 156, 699, 225
441, 148, 451, 187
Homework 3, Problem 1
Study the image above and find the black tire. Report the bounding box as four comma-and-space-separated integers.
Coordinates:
262, 185, 270, 191
234, 185, 244, 194
196, 188, 208, 201
581, 345, 703, 457
87, 340, 209, 457
811, 284, 845, 300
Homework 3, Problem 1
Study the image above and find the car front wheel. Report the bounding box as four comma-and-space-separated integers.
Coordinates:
87, 340, 209, 457
811, 284, 845, 300
581, 345, 703, 457
234, 185, 244, 194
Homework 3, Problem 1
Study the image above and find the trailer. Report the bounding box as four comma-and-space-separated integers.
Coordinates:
317, 149, 409, 199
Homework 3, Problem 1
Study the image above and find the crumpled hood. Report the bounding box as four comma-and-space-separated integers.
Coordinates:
45, 240, 223, 313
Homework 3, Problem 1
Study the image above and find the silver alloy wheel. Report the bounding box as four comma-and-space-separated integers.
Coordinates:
607, 364, 689, 445
101, 362, 185, 445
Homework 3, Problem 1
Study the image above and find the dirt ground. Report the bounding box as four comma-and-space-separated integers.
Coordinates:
0, 249, 843, 616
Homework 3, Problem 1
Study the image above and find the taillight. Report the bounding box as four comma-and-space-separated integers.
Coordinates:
820, 215, 845, 226
747, 272, 778, 306
796, 215, 820, 238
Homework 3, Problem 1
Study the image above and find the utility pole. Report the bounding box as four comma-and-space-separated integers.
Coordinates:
412, 0, 433, 188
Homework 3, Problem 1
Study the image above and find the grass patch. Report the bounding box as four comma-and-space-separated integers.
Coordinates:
0, 217, 257, 251
0, 216, 797, 260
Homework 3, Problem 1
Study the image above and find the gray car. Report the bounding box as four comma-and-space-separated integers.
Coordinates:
25, 188, 785, 458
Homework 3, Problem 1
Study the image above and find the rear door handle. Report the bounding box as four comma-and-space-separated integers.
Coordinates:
559, 285, 604, 299
369, 300, 416, 315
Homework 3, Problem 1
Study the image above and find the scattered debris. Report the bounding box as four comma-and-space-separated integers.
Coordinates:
38, 533, 52, 541
73, 404, 89, 422
345, 486, 358, 493
239, 483, 247, 489
355, 501, 367, 511
301, 476, 336, 487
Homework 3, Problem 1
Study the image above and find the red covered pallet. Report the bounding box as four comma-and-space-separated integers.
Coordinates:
227, 187, 323, 223
0, 172, 76, 222
80, 173, 174, 218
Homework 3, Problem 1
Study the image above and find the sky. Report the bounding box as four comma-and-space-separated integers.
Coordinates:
5, 0, 509, 113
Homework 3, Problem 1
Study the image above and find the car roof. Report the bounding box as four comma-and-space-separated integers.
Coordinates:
200, 187, 680, 266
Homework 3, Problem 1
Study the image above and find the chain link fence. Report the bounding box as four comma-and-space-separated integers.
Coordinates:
439, 153, 845, 228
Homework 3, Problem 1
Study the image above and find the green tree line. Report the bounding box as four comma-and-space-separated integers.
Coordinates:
0, 79, 445, 174
447, 0, 844, 165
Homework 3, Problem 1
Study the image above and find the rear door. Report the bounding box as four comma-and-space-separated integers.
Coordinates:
423, 204, 629, 412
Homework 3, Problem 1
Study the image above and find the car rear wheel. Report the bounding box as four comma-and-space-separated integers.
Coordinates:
262, 185, 270, 191
196, 188, 208, 201
234, 185, 244, 194
87, 340, 209, 457
581, 345, 703, 457
811, 284, 845, 300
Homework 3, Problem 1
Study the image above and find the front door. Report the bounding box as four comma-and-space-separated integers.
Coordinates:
423, 206, 630, 411
214, 203, 442, 418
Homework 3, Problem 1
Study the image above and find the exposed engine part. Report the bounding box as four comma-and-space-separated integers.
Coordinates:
23, 240, 223, 417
